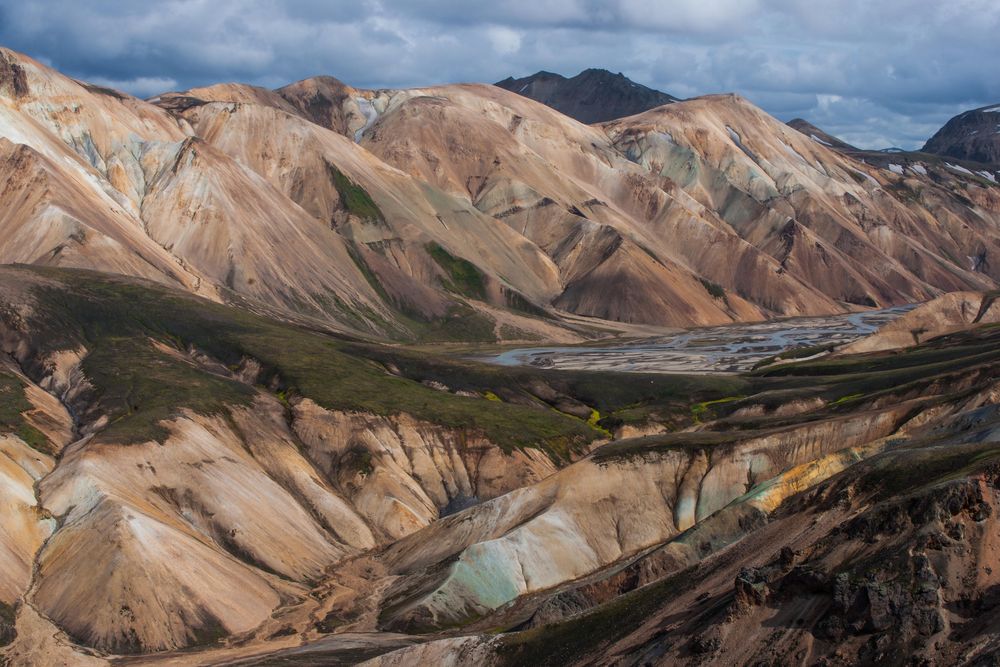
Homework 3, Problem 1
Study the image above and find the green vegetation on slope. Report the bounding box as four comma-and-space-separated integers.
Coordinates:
16, 269, 591, 455
698, 277, 726, 300
0, 600, 16, 647
426, 242, 488, 299
496, 565, 695, 666
12, 267, 759, 458
345, 240, 498, 344
0, 369, 51, 454
691, 395, 744, 423
327, 162, 383, 222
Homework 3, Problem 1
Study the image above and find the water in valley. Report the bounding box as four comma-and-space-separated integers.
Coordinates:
482, 305, 916, 374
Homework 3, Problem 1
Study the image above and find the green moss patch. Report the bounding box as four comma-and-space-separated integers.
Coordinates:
426, 242, 487, 299
691, 395, 744, 423
0, 371, 52, 454
698, 277, 726, 300
327, 162, 383, 222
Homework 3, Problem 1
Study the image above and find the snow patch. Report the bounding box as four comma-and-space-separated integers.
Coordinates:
726, 126, 742, 144
946, 163, 975, 176
353, 97, 378, 143
780, 140, 808, 164
809, 133, 832, 147
909, 163, 927, 176
887, 163, 904, 175
977, 170, 997, 183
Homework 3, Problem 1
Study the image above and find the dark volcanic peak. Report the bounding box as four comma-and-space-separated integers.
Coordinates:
495, 68, 679, 124
923, 103, 1000, 165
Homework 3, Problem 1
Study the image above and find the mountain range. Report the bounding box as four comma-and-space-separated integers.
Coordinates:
2, 46, 1000, 665
2, 48, 999, 342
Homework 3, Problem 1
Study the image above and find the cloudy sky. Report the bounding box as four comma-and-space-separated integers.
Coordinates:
1, 0, 997, 149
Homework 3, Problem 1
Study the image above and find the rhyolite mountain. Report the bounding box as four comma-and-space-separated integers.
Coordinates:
494, 68, 680, 123
923, 103, 1000, 166
3, 44, 1000, 666
3, 46, 1000, 342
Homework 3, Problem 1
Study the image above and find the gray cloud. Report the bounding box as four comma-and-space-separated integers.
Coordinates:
0, 0, 997, 149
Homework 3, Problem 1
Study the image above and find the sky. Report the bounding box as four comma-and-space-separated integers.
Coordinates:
1, 0, 997, 150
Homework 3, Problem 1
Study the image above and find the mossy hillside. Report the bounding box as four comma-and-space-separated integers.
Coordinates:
0, 369, 52, 454
20, 268, 601, 456
691, 395, 744, 423
590, 430, 744, 463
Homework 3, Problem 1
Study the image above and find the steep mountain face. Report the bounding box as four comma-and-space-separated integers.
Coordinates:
604, 95, 1000, 308
494, 69, 679, 123
924, 103, 1000, 165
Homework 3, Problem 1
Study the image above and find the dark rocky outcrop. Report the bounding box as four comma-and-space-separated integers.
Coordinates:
923, 104, 1000, 165
495, 68, 678, 123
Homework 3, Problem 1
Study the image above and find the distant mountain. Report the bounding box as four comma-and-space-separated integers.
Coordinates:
923, 103, 1000, 165
494, 68, 679, 123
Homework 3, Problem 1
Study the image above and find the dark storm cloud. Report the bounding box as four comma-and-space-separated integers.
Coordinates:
1, 0, 997, 148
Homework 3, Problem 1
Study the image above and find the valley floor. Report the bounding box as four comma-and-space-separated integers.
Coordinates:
0, 269, 999, 666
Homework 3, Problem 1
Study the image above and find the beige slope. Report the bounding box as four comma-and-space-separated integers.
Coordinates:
4, 327, 566, 654
840, 291, 1000, 354
275, 76, 378, 140
604, 94, 1000, 307
32, 407, 346, 652
156, 82, 300, 116
0, 137, 210, 292
169, 99, 565, 313
21, 392, 566, 654
0, 49, 389, 330
0, 434, 54, 604
136, 135, 390, 323
0, 47, 186, 170
5, 43, 1000, 334
357, 84, 867, 323
377, 407, 907, 629
353, 87, 784, 325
